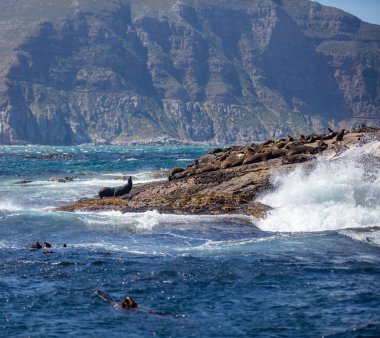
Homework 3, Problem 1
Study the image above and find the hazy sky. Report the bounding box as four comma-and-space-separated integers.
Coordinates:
314, 0, 380, 24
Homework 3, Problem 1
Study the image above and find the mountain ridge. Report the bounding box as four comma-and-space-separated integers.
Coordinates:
0, 0, 379, 145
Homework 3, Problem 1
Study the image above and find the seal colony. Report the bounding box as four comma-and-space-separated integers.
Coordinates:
57, 126, 380, 217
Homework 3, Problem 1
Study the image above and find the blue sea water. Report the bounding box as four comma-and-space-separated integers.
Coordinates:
0, 144, 379, 337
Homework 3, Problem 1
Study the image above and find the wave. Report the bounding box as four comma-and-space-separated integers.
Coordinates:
75, 209, 254, 233
257, 141, 380, 233
339, 228, 380, 247
0, 200, 26, 212
177, 235, 283, 252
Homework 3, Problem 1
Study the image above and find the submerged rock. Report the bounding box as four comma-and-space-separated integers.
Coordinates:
48, 176, 75, 183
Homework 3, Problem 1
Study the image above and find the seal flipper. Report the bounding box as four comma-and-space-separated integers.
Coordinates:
95, 290, 114, 304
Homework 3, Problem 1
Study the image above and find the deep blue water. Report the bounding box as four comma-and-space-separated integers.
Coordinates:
0, 145, 379, 337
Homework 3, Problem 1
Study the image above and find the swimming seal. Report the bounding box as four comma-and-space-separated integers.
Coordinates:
27, 241, 42, 249
95, 290, 138, 309
99, 176, 132, 199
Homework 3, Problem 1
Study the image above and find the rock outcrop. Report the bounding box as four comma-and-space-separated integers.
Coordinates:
0, 0, 379, 145
57, 126, 380, 216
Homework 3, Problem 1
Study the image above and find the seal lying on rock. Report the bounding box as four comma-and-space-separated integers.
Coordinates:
168, 167, 185, 181
99, 176, 132, 199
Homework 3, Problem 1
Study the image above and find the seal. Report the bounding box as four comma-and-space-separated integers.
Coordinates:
98, 187, 115, 199
221, 156, 244, 169
321, 131, 337, 140
243, 151, 273, 165
99, 176, 132, 199
95, 290, 138, 309
271, 148, 287, 159
275, 140, 287, 149
336, 129, 345, 142
198, 164, 219, 173
114, 176, 133, 197
168, 167, 185, 181
27, 241, 42, 249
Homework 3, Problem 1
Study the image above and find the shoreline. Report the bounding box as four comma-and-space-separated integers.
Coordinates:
56, 126, 380, 217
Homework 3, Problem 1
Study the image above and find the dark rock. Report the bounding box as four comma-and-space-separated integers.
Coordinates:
15, 180, 32, 184
48, 176, 74, 183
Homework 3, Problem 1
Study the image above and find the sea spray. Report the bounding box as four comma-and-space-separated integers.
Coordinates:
257, 141, 380, 233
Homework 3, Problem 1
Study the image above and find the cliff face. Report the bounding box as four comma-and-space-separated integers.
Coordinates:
0, 0, 379, 145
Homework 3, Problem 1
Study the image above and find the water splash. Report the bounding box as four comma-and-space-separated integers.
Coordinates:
257, 141, 380, 233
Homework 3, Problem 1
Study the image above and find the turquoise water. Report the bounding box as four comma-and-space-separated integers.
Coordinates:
0, 144, 380, 337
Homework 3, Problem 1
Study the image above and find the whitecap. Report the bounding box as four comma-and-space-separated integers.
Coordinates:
257, 141, 380, 233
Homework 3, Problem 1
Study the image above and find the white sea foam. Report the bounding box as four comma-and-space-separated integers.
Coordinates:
0, 200, 25, 212
178, 235, 281, 252
339, 228, 380, 247
257, 141, 380, 233
75, 210, 254, 234
76, 210, 160, 232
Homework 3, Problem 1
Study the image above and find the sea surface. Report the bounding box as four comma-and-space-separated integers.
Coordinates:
0, 143, 379, 337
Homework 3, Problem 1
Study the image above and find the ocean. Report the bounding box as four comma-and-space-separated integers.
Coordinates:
0, 143, 379, 337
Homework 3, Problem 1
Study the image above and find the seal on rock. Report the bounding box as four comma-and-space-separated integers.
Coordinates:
243, 151, 273, 165
168, 167, 185, 181
99, 176, 132, 199
114, 176, 133, 197
336, 129, 345, 142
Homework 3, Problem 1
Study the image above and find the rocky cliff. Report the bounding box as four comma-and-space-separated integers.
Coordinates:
0, 0, 379, 145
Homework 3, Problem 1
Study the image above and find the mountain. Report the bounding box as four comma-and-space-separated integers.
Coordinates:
0, 0, 379, 145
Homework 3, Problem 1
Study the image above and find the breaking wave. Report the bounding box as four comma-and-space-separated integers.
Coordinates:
257, 141, 380, 233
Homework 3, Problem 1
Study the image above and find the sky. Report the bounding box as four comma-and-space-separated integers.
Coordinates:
314, 0, 380, 24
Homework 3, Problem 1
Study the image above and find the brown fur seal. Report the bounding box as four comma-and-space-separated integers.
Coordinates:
243, 151, 273, 165
286, 145, 321, 156
276, 141, 287, 149
218, 152, 229, 161
221, 155, 245, 169
199, 164, 219, 173
271, 149, 287, 159
168, 167, 185, 181
171, 169, 192, 180
243, 146, 257, 156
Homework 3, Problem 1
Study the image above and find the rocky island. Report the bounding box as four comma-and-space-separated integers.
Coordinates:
57, 126, 380, 217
